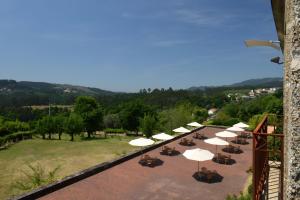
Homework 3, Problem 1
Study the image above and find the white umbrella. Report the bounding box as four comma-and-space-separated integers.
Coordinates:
129, 138, 155, 159
173, 127, 190, 134
187, 122, 204, 128
227, 126, 245, 132
233, 122, 249, 128
152, 133, 174, 141
183, 148, 214, 172
129, 138, 155, 147
215, 131, 237, 141
204, 137, 229, 153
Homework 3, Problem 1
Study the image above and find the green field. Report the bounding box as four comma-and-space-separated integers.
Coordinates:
0, 135, 138, 200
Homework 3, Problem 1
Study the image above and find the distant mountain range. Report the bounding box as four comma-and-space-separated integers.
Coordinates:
0, 77, 283, 107
0, 80, 115, 96
229, 77, 283, 87
188, 77, 283, 91
0, 80, 116, 107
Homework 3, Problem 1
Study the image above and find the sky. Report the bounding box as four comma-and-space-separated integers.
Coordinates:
0, 0, 283, 92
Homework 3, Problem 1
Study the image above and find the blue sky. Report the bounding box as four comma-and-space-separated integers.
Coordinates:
0, 0, 283, 92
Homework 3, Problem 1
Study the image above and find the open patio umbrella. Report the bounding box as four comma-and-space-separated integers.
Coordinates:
233, 122, 249, 129
187, 122, 204, 128
215, 131, 237, 141
204, 137, 229, 153
227, 126, 247, 141
183, 148, 214, 172
129, 138, 155, 159
226, 126, 245, 132
173, 127, 190, 134
129, 138, 155, 147
152, 133, 174, 141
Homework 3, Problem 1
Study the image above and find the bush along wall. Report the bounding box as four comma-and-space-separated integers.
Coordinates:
0, 131, 33, 149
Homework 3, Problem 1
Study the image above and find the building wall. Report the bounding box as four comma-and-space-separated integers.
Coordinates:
284, 0, 300, 199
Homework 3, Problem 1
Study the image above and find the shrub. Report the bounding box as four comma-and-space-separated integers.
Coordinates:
0, 131, 32, 147
0, 120, 30, 137
103, 114, 121, 129
12, 163, 60, 191
211, 118, 240, 126
247, 184, 253, 195
226, 184, 252, 200
140, 114, 157, 138
248, 114, 264, 131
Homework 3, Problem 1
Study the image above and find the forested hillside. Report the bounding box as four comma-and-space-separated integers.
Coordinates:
0, 78, 283, 145
0, 78, 282, 107
0, 80, 114, 106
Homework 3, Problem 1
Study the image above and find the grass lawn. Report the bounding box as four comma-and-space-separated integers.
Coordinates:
0, 134, 138, 200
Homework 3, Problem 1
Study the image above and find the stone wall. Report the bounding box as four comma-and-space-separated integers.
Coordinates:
283, 0, 300, 199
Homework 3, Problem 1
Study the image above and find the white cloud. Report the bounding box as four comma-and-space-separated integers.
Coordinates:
175, 9, 234, 26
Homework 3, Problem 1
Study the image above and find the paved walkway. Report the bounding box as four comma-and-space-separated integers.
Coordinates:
39, 127, 253, 200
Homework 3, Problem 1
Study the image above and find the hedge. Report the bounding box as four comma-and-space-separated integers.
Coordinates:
0, 131, 33, 147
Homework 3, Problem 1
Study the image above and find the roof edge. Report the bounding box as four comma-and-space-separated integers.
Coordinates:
271, 0, 285, 51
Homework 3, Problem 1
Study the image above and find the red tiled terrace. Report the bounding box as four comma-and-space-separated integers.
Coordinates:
39, 127, 252, 200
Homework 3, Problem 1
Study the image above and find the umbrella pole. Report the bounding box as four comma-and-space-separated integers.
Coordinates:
198, 161, 199, 173
141, 148, 143, 160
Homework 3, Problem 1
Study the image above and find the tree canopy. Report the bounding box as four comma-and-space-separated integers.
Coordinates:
74, 96, 103, 138
64, 113, 84, 141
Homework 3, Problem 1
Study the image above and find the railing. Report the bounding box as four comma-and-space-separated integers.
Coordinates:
252, 114, 284, 200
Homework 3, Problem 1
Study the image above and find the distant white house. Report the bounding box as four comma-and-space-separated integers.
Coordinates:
249, 90, 255, 97
268, 88, 278, 93
241, 95, 248, 99
208, 108, 218, 116
64, 88, 72, 93
0, 87, 12, 92
254, 87, 279, 95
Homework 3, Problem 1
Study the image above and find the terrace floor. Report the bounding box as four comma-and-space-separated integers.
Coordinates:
39, 127, 252, 200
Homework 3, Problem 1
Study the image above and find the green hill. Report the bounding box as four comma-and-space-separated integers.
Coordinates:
0, 80, 116, 106
0, 78, 283, 107
188, 77, 283, 91
229, 77, 283, 87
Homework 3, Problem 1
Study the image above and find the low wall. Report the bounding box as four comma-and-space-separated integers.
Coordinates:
12, 126, 206, 200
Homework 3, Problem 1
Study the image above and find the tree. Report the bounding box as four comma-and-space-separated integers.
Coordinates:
140, 115, 157, 138
64, 113, 83, 141
265, 97, 283, 116
158, 103, 194, 134
103, 114, 121, 129
193, 107, 208, 122
45, 116, 55, 139
35, 116, 55, 139
74, 96, 103, 138
222, 103, 240, 118
52, 115, 65, 140
0, 116, 4, 124
248, 114, 264, 131
35, 120, 46, 139
36, 119, 46, 140
119, 100, 153, 134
